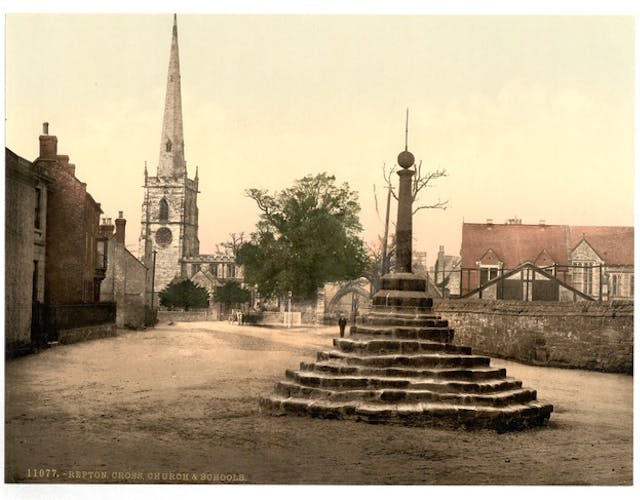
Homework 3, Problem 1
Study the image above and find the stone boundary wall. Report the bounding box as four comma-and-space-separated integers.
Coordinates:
157, 309, 213, 323
432, 300, 633, 373
57, 324, 117, 345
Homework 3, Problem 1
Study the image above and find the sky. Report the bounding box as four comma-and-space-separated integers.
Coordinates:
4, 11, 635, 267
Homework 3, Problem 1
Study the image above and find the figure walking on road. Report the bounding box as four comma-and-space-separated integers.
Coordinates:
338, 315, 347, 338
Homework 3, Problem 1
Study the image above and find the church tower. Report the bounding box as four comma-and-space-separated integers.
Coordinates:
139, 15, 200, 296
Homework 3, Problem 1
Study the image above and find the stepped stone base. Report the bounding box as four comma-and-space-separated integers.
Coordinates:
260, 273, 553, 431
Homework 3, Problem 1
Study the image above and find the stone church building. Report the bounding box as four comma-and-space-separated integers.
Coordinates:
138, 16, 241, 309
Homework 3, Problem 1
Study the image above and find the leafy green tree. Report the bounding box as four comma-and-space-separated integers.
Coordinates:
159, 279, 209, 310
237, 173, 368, 299
215, 281, 251, 305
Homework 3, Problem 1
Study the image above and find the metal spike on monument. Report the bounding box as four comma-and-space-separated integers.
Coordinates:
259, 113, 553, 431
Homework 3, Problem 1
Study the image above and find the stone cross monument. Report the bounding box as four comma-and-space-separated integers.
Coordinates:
260, 112, 553, 431
372, 111, 432, 310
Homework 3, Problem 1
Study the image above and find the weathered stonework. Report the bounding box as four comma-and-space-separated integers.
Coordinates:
260, 308, 554, 431
138, 17, 200, 297
5, 148, 50, 353
261, 137, 553, 431
433, 300, 633, 373
57, 323, 117, 345
100, 216, 148, 328
138, 16, 243, 310
139, 176, 200, 294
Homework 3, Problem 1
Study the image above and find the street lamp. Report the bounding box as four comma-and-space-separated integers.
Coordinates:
150, 250, 157, 310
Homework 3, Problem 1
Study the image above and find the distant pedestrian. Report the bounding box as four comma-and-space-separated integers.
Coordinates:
338, 315, 347, 338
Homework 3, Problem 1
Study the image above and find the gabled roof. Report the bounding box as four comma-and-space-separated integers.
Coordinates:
461, 223, 569, 268
569, 226, 633, 266
461, 222, 634, 269
478, 248, 502, 265
190, 268, 222, 289
534, 249, 555, 267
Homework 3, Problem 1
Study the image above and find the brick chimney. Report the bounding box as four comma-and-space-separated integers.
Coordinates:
99, 217, 115, 239
53, 154, 76, 176
38, 122, 58, 160
115, 211, 126, 245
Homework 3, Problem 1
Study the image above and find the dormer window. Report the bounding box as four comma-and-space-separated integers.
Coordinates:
166, 140, 172, 152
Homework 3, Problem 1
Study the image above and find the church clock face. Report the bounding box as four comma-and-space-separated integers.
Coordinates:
155, 227, 173, 247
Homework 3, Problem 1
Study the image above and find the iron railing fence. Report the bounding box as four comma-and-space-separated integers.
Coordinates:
429, 264, 634, 302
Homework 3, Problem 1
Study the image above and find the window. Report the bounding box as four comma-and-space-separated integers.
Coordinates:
34, 188, 42, 229
479, 266, 499, 285
96, 239, 107, 270
583, 264, 593, 295
32, 261, 39, 302
572, 262, 594, 296
159, 198, 169, 222
166, 140, 172, 152
610, 274, 617, 296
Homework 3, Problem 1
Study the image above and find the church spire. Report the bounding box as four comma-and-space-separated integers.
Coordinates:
157, 14, 186, 178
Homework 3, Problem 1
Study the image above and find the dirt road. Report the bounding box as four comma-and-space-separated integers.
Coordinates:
4, 321, 633, 485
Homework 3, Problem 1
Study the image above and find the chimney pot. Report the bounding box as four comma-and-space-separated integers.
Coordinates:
38, 124, 57, 159
115, 212, 126, 245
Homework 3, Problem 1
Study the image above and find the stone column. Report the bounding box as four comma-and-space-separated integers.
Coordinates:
395, 168, 415, 273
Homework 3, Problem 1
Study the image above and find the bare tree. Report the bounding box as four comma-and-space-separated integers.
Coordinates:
382, 160, 448, 215
216, 232, 246, 257
363, 234, 397, 294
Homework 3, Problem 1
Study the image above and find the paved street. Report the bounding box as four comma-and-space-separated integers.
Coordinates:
4, 321, 633, 485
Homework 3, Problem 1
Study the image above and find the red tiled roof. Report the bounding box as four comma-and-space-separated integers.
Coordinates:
569, 226, 634, 266
460, 223, 633, 269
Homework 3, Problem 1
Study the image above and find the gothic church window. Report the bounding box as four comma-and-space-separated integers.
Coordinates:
159, 198, 169, 222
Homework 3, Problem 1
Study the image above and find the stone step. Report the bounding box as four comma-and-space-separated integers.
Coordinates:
300, 361, 508, 381
359, 315, 449, 328
333, 338, 471, 355
284, 369, 523, 393
274, 381, 534, 407
317, 350, 491, 368
366, 310, 442, 320
259, 395, 554, 431
372, 290, 432, 309
358, 316, 449, 328
284, 369, 522, 393
351, 325, 454, 342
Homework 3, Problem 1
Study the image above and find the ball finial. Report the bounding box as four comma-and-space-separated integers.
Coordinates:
398, 150, 415, 169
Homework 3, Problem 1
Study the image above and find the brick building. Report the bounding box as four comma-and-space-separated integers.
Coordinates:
99, 212, 148, 328
5, 148, 50, 354
460, 220, 634, 300
5, 124, 116, 353
34, 123, 106, 305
